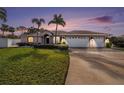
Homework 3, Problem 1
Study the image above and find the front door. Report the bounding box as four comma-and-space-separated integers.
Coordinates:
46, 37, 49, 44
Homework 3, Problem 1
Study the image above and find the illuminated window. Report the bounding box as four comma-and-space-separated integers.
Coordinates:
28, 37, 33, 43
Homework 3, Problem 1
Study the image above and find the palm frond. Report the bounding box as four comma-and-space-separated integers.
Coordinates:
0, 14, 7, 22
48, 20, 56, 25
40, 18, 45, 23
9, 27, 15, 32
0, 8, 7, 14
58, 14, 62, 18
54, 14, 57, 19
0, 24, 9, 31
0, 8, 7, 22
32, 18, 39, 23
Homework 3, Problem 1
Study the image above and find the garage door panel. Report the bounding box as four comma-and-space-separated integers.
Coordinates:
94, 37, 105, 47
66, 37, 89, 47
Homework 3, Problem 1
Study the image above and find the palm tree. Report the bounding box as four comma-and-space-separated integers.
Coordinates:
32, 18, 45, 43
28, 27, 38, 33
0, 8, 7, 22
48, 14, 66, 44
8, 26, 15, 36
0, 24, 9, 36
16, 26, 27, 33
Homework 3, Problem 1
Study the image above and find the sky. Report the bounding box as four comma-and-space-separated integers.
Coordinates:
2, 7, 124, 36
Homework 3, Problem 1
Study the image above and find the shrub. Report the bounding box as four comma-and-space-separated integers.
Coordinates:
16, 42, 27, 46
17, 42, 34, 46
33, 45, 56, 49
62, 42, 66, 44
33, 44, 68, 50
111, 36, 124, 48
115, 43, 124, 47
17, 43, 68, 50
106, 43, 112, 48
57, 44, 68, 50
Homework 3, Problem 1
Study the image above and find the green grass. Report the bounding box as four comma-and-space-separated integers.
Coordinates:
0, 48, 69, 85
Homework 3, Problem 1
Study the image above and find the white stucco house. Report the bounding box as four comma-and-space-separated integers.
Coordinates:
21, 30, 110, 48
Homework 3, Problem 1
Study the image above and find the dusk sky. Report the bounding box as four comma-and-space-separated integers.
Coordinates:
3, 7, 124, 36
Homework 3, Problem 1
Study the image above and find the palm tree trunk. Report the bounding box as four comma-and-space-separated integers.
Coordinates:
2, 31, 4, 36
55, 24, 58, 44
37, 26, 40, 44
36, 32, 38, 43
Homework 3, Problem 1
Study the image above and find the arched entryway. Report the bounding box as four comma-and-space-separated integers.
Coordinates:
44, 34, 50, 44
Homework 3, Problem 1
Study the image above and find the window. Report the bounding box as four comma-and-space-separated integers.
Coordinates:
28, 37, 33, 43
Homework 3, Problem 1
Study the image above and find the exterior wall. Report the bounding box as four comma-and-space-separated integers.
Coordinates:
21, 35, 27, 42
11, 39, 21, 45
53, 37, 60, 44
22, 35, 53, 45
7, 39, 13, 47
38, 37, 42, 43
0, 38, 8, 48
0, 38, 21, 48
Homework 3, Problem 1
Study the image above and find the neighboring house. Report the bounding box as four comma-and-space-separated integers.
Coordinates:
21, 30, 110, 48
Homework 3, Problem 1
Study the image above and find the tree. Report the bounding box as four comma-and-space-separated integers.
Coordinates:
8, 26, 15, 36
0, 24, 9, 36
111, 36, 124, 47
0, 8, 7, 22
48, 14, 66, 44
32, 18, 45, 43
28, 27, 38, 33
16, 26, 27, 33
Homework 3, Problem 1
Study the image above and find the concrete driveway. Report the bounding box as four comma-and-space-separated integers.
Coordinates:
65, 48, 124, 85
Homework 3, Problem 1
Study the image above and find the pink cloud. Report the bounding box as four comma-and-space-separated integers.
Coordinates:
88, 16, 113, 24
43, 18, 89, 31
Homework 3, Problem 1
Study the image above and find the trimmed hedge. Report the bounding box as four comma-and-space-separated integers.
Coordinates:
17, 43, 68, 50
33, 44, 68, 50
17, 42, 34, 46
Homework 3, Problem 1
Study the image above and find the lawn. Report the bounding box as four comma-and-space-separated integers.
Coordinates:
0, 48, 69, 85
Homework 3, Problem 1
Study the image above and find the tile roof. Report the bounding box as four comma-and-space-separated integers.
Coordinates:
21, 30, 108, 36
52, 30, 106, 35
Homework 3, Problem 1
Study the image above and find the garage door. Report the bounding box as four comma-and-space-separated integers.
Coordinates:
90, 37, 105, 47
66, 36, 89, 47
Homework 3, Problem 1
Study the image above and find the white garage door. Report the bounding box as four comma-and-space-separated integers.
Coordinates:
90, 37, 105, 47
66, 36, 89, 47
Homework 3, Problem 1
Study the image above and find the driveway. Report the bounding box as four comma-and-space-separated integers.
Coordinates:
65, 48, 124, 85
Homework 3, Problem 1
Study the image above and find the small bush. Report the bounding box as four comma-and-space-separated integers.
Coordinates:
106, 43, 112, 48
57, 45, 68, 50
62, 42, 66, 44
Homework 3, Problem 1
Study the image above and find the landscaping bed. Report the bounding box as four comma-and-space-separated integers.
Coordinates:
0, 48, 69, 85
17, 43, 69, 50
